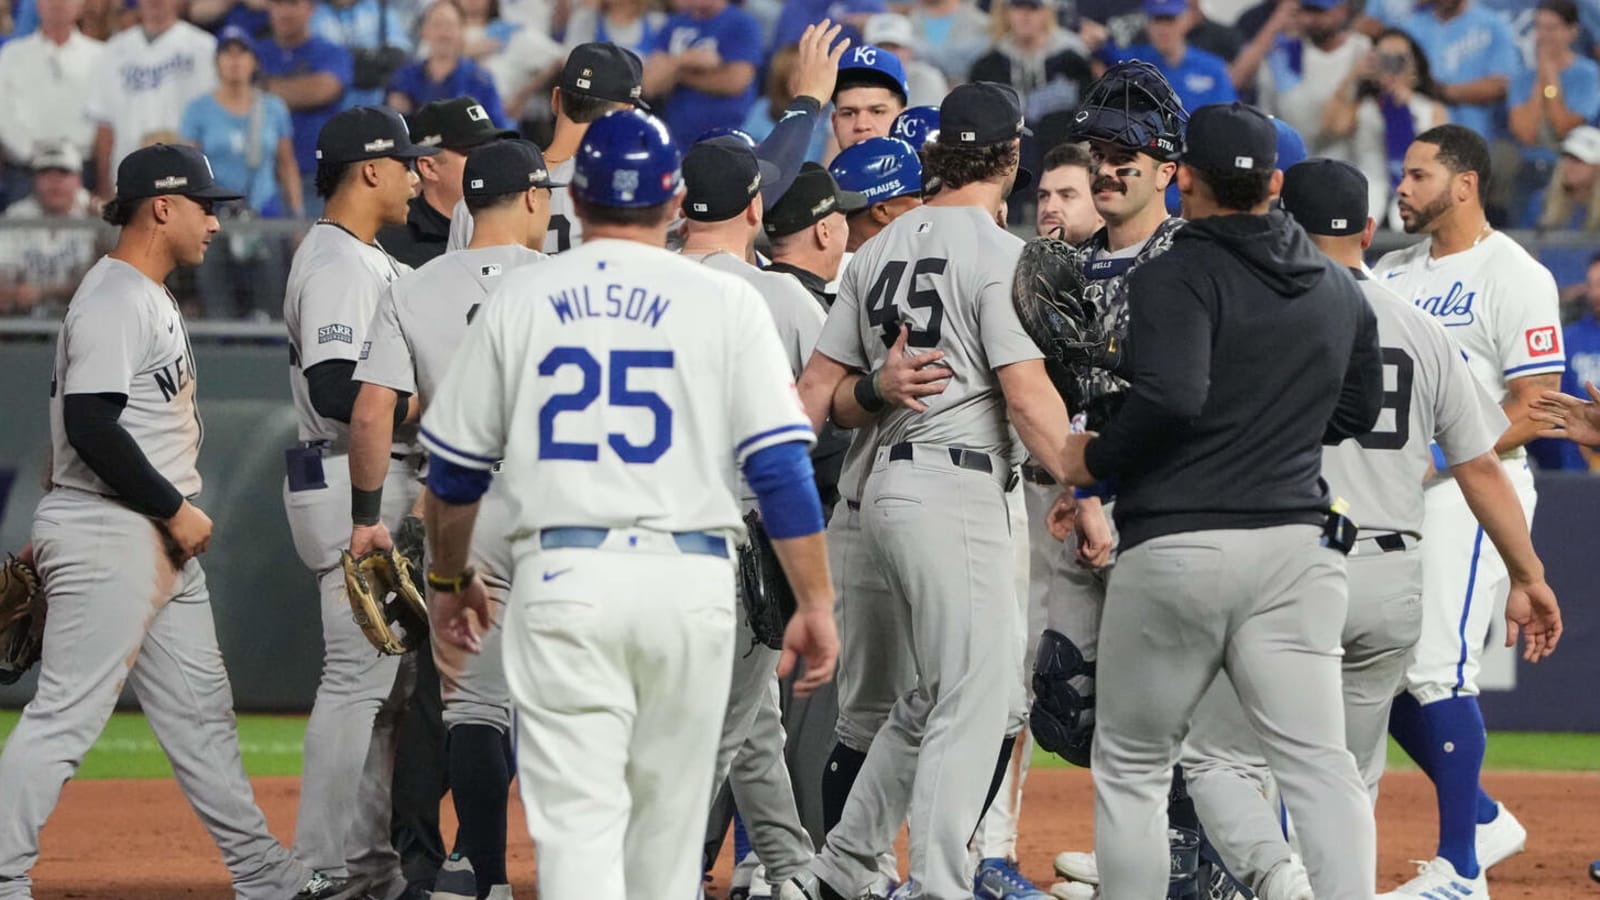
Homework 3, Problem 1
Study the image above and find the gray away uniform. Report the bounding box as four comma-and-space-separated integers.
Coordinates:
283, 222, 422, 887
685, 251, 823, 893
448, 159, 579, 255
0, 259, 313, 900
1180, 274, 1506, 892
355, 244, 547, 734
807, 205, 1038, 900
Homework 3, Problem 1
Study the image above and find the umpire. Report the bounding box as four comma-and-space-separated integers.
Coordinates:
1057, 102, 1385, 900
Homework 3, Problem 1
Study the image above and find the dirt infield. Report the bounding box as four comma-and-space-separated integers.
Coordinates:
25, 769, 1600, 899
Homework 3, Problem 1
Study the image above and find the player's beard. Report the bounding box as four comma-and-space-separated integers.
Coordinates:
1400, 191, 1454, 234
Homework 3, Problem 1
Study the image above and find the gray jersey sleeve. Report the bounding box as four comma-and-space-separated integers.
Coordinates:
62, 287, 148, 396
296, 261, 385, 371
354, 282, 417, 394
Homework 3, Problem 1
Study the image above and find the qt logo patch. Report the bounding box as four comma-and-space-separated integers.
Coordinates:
1526, 325, 1559, 357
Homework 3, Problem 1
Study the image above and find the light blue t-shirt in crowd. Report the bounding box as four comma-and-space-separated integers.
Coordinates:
648, 5, 764, 149
1399, 5, 1520, 139
1509, 55, 1600, 162
180, 91, 294, 215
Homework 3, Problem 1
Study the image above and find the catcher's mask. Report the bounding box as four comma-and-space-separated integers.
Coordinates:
1068, 60, 1188, 162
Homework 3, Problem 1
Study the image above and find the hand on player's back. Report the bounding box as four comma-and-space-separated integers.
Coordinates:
1505, 579, 1562, 662
879, 324, 954, 413
163, 501, 213, 565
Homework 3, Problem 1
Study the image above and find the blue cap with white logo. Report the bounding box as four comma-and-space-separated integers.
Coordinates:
829, 137, 921, 206
834, 44, 909, 105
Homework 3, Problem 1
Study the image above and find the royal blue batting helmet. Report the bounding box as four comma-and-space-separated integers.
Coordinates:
695, 126, 757, 147
572, 109, 683, 208
829, 137, 921, 206
891, 106, 940, 151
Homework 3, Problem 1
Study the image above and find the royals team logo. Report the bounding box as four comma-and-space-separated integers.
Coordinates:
1414, 281, 1476, 327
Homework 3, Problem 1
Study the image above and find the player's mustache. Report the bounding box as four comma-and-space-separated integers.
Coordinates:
1092, 174, 1127, 194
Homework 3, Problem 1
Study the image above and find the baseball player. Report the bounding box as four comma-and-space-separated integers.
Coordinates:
349, 139, 554, 900
828, 136, 923, 252
832, 44, 909, 151
1179, 157, 1562, 900
0, 144, 348, 900
788, 81, 1078, 900
764, 162, 861, 308
679, 135, 827, 899
413, 108, 838, 900
1372, 124, 1565, 898
282, 105, 435, 898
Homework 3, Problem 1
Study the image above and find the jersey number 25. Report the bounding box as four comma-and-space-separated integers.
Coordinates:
538, 346, 674, 463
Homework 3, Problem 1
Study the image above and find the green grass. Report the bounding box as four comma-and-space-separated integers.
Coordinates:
1, 710, 1596, 780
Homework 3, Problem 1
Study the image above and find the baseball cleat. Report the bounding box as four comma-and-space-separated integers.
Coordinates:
1053, 852, 1099, 885
428, 854, 475, 900
1254, 856, 1311, 900
781, 871, 823, 900
1474, 802, 1526, 871
1589, 859, 1600, 883
1378, 857, 1487, 900
731, 852, 760, 900
293, 871, 364, 900
975, 858, 1052, 900
1049, 881, 1096, 900
749, 864, 775, 900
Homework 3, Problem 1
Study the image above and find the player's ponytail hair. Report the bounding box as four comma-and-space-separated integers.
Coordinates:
100, 197, 142, 227
923, 139, 1021, 192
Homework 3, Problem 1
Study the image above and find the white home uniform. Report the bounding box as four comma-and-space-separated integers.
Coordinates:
84, 21, 217, 176
1180, 273, 1507, 891
1372, 232, 1562, 703
0, 259, 315, 900
685, 250, 824, 895
283, 221, 422, 886
448, 160, 578, 254
355, 244, 545, 734
419, 239, 813, 900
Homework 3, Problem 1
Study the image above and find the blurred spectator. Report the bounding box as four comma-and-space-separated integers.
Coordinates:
1256, 0, 1370, 158
259, 0, 351, 218
1324, 27, 1448, 227
1176, 0, 1245, 69
831, 43, 908, 151
909, 0, 990, 83
0, 142, 100, 317
1535, 124, 1600, 230
188, 0, 271, 39
1112, 0, 1237, 110
85, 0, 218, 203
312, 0, 412, 106
387, 0, 511, 128
770, 0, 885, 53
488, 18, 565, 132
1392, 0, 1516, 141
742, 44, 830, 160
76, 0, 122, 40
564, 0, 666, 58
182, 26, 301, 216
1034, 141, 1103, 242
863, 13, 947, 107
1080, 0, 1147, 53
458, 0, 516, 61
0, 0, 103, 207
970, 0, 1092, 122
1506, 0, 1599, 224
642, 0, 763, 148
378, 96, 512, 266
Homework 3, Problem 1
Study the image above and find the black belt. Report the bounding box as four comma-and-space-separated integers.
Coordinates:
1020, 463, 1056, 486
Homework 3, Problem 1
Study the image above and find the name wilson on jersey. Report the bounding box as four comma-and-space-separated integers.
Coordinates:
549, 283, 671, 328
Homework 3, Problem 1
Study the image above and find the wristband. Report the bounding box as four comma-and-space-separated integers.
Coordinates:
853, 369, 888, 413
426, 566, 475, 593
352, 486, 383, 526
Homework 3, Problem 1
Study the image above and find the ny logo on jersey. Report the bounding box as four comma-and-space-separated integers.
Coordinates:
153, 352, 193, 402
1413, 281, 1476, 327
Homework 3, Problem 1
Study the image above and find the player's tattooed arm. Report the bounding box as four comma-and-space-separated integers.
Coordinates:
1453, 451, 1562, 661
1497, 373, 1563, 454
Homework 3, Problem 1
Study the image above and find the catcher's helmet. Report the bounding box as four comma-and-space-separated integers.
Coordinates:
891, 105, 940, 151
1068, 60, 1188, 162
571, 109, 683, 208
829, 136, 922, 205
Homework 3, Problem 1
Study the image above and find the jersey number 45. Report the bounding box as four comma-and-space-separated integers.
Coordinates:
866, 257, 948, 349
538, 346, 674, 464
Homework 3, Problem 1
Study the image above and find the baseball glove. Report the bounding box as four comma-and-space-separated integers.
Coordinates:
343, 547, 428, 656
0, 555, 45, 686
1012, 237, 1119, 374
394, 514, 425, 574
738, 510, 795, 651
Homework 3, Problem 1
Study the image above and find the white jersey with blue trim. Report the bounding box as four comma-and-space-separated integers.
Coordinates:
419, 238, 814, 538
1372, 231, 1564, 416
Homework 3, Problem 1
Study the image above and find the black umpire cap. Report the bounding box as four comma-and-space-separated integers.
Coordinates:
317, 105, 439, 165
1281, 157, 1369, 236
1182, 102, 1277, 177
115, 143, 243, 202
411, 97, 518, 151
681, 136, 781, 222
463, 139, 562, 198
765, 162, 867, 237
561, 42, 647, 107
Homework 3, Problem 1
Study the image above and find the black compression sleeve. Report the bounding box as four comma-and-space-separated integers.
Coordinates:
62, 392, 185, 519
306, 359, 362, 424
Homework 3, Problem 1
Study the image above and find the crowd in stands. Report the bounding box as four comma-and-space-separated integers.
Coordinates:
2, 0, 1600, 449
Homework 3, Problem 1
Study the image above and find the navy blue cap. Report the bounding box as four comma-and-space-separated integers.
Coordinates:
217, 25, 254, 52
411, 97, 518, 150
115, 143, 243, 202
765, 162, 868, 236
681, 136, 781, 222
317, 105, 440, 165
1144, 0, 1187, 16
1281, 157, 1368, 236
561, 42, 647, 108
940, 82, 1032, 146
463, 139, 561, 198
1182, 102, 1276, 176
